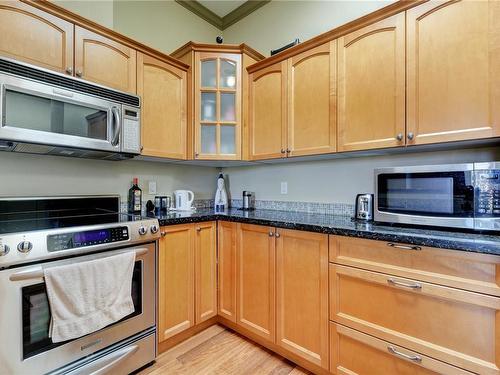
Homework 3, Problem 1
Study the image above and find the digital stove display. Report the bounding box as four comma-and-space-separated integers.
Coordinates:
48, 226, 129, 252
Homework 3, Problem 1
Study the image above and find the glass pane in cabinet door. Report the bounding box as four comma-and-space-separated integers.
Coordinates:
201, 60, 216, 88
201, 92, 216, 122
220, 93, 236, 122
220, 60, 236, 89
220, 125, 236, 154
201, 124, 217, 154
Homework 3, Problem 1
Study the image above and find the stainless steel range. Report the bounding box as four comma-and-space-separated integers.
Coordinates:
0, 196, 160, 375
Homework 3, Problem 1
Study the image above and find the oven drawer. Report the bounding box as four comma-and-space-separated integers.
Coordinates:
329, 235, 500, 296
330, 323, 473, 375
329, 264, 500, 374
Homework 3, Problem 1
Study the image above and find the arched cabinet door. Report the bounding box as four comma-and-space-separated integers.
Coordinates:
138, 52, 187, 159
337, 13, 406, 152
288, 42, 336, 157
75, 26, 137, 94
407, 0, 500, 145
0, 1, 73, 74
248, 62, 287, 160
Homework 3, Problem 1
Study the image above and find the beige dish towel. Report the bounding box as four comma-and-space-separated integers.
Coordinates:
44, 252, 136, 343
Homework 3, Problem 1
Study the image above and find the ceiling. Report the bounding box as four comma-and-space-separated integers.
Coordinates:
175, 0, 270, 30
198, 1, 247, 17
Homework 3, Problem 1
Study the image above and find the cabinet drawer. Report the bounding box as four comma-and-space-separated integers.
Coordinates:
330, 323, 473, 375
330, 235, 500, 296
330, 264, 500, 374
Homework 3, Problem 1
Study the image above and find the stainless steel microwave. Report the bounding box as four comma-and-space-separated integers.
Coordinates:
375, 162, 500, 231
0, 57, 141, 160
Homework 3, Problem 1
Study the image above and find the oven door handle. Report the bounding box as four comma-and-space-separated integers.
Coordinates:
87, 344, 139, 375
9, 247, 149, 282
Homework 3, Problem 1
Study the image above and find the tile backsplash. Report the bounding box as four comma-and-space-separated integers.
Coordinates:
230, 199, 354, 216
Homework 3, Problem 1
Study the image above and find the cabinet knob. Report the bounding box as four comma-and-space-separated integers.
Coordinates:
76, 69, 83, 77
280, 149, 286, 154
65, 67, 73, 75
275, 232, 280, 238
196, 227, 202, 232
269, 232, 274, 237
286, 148, 290, 154
160, 231, 167, 237
396, 133, 403, 141
407, 132, 414, 141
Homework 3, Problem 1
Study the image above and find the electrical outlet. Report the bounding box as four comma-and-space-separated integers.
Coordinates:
281, 181, 288, 195
148, 181, 157, 195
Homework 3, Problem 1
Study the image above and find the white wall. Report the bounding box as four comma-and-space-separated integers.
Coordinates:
113, 0, 221, 54
224, 147, 500, 204
0, 152, 216, 201
223, 0, 394, 55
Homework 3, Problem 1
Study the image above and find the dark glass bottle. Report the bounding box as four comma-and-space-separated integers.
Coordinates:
128, 177, 142, 214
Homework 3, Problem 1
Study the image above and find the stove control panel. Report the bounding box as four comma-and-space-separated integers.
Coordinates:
47, 226, 129, 252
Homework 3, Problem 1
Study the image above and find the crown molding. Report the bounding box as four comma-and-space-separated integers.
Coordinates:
175, 0, 270, 30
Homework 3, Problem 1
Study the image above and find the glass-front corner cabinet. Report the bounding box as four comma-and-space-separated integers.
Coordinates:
196, 52, 241, 160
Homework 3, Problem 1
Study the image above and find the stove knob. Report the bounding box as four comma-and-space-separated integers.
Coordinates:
138, 226, 148, 235
17, 241, 33, 253
150, 225, 159, 234
0, 244, 10, 256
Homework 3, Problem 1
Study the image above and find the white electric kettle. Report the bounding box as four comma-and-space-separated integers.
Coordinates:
174, 190, 195, 211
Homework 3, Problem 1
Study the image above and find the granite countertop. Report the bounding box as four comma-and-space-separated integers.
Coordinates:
147, 208, 500, 256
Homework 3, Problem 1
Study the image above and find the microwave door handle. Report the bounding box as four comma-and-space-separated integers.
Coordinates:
111, 106, 121, 146
9, 247, 148, 282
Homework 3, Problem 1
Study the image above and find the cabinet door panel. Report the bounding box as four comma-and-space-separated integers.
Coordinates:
0, 1, 73, 74
237, 223, 275, 342
407, 0, 500, 144
276, 229, 329, 368
218, 221, 237, 322
75, 26, 136, 93
138, 53, 187, 159
330, 264, 500, 374
338, 13, 405, 151
288, 42, 336, 157
158, 225, 194, 342
195, 222, 217, 324
249, 62, 287, 160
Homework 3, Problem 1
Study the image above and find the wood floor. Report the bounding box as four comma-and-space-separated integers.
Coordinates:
140, 325, 310, 375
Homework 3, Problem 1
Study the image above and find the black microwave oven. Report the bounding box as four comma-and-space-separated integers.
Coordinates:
374, 162, 500, 231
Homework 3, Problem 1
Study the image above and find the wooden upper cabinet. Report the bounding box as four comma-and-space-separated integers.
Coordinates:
0, 1, 73, 74
237, 224, 276, 342
138, 52, 187, 159
407, 0, 500, 145
218, 221, 237, 322
288, 42, 336, 157
337, 13, 405, 151
249, 62, 287, 160
194, 222, 217, 324
75, 26, 137, 93
276, 229, 329, 369
158, 224, 195, 342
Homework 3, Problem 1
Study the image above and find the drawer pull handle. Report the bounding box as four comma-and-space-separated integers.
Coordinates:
387, 243, 421, 251
388, 345, 422, 363
387, 278, 422, 290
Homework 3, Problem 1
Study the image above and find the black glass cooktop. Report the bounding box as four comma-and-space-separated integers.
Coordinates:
0, 196, 141, 234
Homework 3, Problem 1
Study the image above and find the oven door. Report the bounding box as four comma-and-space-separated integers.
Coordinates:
0, 73, 122, 153
375, 164, 475, 229
0, 242, 156, 375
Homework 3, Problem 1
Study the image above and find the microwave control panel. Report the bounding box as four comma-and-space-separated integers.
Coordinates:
474, 170, 500, 216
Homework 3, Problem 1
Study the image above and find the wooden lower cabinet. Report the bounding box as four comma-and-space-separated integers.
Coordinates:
217, 221, 237, 322
330, 323, 473, 375
276, 229, 329, 369
236, 223, 276, 342
330, 263, 500, 374
195, 222, 217, 323
158, 224, 194, 342
158, 222, 216, 343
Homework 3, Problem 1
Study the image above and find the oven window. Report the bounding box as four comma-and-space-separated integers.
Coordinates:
378, 172, 474, 217
4, 89, 108, 141
22, 261, 143, 359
